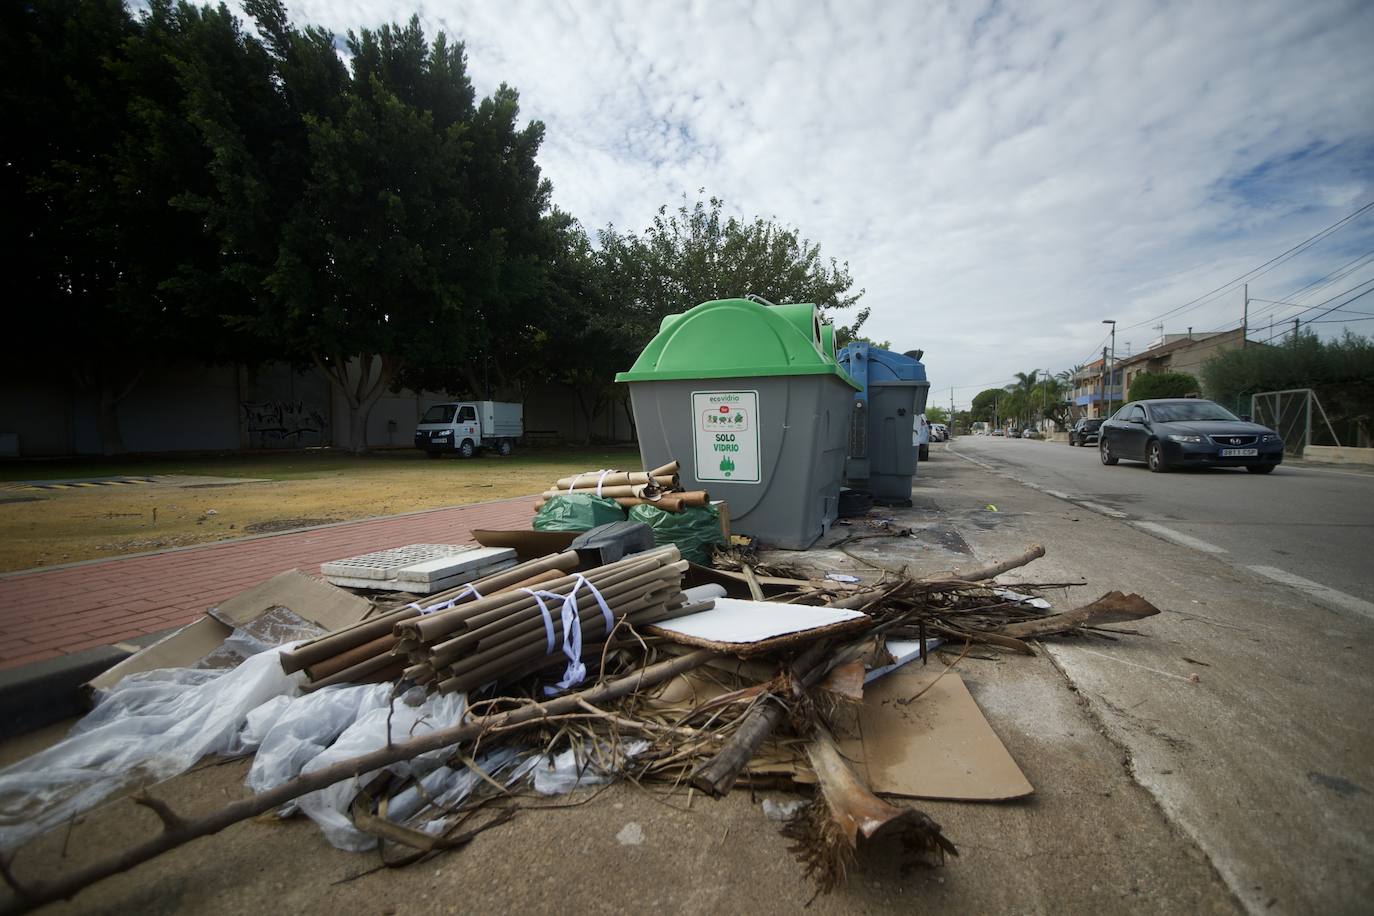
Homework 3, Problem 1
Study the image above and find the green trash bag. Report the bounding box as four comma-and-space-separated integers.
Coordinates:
533, 493, 627, 532
627, 503, 722, 564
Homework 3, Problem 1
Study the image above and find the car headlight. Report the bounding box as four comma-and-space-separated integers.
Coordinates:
1261, 433, 1280, 442
1168, 434, 1203, 443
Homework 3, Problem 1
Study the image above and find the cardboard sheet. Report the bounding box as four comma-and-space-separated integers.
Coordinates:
210, 569, 371, 631
471, 529, 579, 561
647, 598, 868, 655
87, 616, 234, 691
88, 570, 371, 691
842, 669, 1033, 801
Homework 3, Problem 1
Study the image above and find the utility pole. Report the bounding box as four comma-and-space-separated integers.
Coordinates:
1100, 346, 1108, 418
950, 387, 955, 433
1242, 283, 1249, 349
1102, 320, 1117, 417
1293, 318, 1300, 341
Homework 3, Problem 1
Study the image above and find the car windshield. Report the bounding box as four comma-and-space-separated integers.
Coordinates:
421, 405, 455, 423
1149, 401, 1240, 423
1083, 420, 1102, 429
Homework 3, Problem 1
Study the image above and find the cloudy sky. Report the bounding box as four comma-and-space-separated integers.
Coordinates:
279, 0, 1373, 405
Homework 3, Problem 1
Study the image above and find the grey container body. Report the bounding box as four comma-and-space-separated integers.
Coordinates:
627, 374, 853, 550
863, 380, 930, 501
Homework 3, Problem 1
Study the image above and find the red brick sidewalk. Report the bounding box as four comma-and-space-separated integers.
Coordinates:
0, 497, 538, 671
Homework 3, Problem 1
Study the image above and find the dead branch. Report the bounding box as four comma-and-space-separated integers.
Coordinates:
786, 724, 955, 894
130, 791, 186, 833
995, 591, 1159, 639
0, 649, 717, 915
689, 637, 833, 797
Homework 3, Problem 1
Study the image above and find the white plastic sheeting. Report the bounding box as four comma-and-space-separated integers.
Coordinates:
292, 688, 468, 851
0, 646, 301, 854
0, 642, 638, 857
532, 739, 650, 795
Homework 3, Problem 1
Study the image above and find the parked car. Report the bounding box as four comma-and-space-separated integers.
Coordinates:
1069, 418, 1104, 447
1098, 399, 1283, 473
913, 414, 931, 461
991, 428, 1005, 436
931, 423, 949, 442
1021, 427, 1039, 440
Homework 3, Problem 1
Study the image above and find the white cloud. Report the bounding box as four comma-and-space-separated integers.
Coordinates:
280, 0, 1374, 403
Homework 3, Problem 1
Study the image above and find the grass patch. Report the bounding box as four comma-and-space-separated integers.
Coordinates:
0, 446, 639, 572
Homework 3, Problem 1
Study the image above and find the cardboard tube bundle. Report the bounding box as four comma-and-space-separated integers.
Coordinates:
553, 461, 679, 492
539, 459, 708, 514
285, 550, 582, 691
389, 546, 713, 695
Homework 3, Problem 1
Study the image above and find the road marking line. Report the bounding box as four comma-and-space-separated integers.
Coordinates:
1133, 522, 1227, 554
1057, 646, 1196, 683
1079, 500, 1128, 519
1246, 566, 1374, 622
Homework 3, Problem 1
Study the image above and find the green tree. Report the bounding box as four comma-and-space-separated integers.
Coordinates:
970, 388, 1004, 423
925, 406, 949, 424
1203, 333, 1374, 444
574, 192, 866, 437
598, 192, 866, 352
0, 0, 277, 454
230, 9, 554, 451
1128, 371, 1200, 401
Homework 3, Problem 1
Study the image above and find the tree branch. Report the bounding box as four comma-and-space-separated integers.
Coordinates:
130, 791, 186, 833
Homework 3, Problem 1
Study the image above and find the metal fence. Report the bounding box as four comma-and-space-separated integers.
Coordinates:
1250, 388, 1342, 456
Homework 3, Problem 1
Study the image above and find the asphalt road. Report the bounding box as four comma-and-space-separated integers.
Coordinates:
952, 434, 1374, 615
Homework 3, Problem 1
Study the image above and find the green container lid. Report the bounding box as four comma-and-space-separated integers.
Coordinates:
616, 298, 860, 388
820, 321, 835, 359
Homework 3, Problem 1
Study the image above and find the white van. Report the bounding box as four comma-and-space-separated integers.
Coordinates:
414, 401, 523, 458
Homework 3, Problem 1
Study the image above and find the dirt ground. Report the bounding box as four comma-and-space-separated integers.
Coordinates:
0, 448, 634, 572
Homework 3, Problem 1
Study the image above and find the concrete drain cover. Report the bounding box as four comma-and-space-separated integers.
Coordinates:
322, 544, 517, 593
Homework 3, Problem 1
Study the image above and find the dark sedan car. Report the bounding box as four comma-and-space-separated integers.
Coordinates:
1099, 399, 1283, 473
1069, 417, 1103, 447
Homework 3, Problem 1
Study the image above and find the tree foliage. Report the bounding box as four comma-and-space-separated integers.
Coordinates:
1203, 333, 1374, 443
2, 3, 872, 453
1127, 371, 1200, 401
970, 388, 1004, 423
0, 0, 265, 452
539, 193, 868, 440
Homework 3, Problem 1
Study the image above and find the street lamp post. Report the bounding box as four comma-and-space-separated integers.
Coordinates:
1102, 319, 1117, 418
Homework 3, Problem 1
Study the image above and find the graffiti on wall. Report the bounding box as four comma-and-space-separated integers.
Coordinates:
241, 400, 328, 448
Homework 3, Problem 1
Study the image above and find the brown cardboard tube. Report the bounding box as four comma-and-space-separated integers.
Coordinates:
280, 607, 419, 674
304, 633, 398, 681
300, 651, 400, 692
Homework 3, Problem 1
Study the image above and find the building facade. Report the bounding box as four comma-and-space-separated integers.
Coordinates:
1117, 329, 1244, 402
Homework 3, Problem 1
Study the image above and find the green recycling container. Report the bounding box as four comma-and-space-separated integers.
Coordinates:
615, 298, 859, 549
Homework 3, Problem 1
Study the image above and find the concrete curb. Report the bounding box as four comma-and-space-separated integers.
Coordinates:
0, 628, 179, 740
0, 644, 130, 740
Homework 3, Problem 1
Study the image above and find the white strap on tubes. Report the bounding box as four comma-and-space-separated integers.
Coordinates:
567, 469, 616, 496
407, 583, 482, 616
521, 588, 558, 654
517, 575, 615, 695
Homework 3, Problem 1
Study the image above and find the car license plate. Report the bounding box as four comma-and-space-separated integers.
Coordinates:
1220, 448, 1258, 457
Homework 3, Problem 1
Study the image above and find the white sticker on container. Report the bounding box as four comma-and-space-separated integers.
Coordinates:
691, 390, 761, 484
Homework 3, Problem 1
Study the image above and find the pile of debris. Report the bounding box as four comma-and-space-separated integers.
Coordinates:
0, 497, 1162, 912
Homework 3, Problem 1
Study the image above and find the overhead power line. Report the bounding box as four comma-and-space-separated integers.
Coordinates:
1120, 199, 1374, 332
